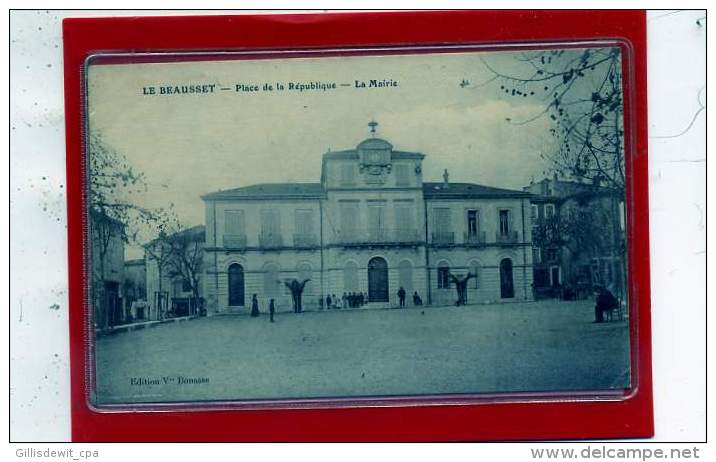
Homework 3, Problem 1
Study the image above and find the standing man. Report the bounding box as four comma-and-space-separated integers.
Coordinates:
250, 294, 260, 317
269, 298, 275, 323
397, 286, 406, 308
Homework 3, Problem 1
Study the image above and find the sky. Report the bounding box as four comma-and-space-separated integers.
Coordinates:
87, 49, 572, 257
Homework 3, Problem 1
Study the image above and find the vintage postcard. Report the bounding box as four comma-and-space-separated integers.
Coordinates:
86, 46, 631, 405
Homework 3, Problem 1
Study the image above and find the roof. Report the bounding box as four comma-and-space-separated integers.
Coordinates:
124, 258, 145, 266
171, 225, 206, 241
423, 182, 531, 199
202, 183, 325, 200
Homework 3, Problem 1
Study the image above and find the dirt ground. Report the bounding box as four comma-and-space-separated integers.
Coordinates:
95, 299, 631, 405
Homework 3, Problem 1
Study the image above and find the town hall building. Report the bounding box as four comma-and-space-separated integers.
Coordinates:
200, 124, 535, 314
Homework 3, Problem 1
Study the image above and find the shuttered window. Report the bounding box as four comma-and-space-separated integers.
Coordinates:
294, 209, 313, 235
434, 208, 452, 232
395, 164, 410, 186
224, 210, 245, 235
340, 202, 359, 239
395, 203, 414, 240
261, 209, 281, 236
368, 203, 386, 239
340, 164, 356, 186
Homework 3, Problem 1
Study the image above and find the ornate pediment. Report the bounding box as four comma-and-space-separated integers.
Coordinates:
357, 121, 393, 184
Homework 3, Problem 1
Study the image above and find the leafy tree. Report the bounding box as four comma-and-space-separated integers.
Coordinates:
142, 209, 180, 319
89, 133, 156, 328
164, 226, 205, 310
533, 197, 621, 288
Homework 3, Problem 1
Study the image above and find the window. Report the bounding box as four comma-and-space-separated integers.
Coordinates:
546, 248, 558, 262
533, 246, 542, 264
182, 278, 192, 292
434, 208, 452, 232
368, 202, 386, 240
295, 209, 314, 235
261, 209, 281, 236
531, 204, 539, 222
541, 181, 552, 196
499, 209, 511, 235
467, 210, 479, 237
339, 201, 359, 240
433, 208, 453, 243
395, 202, 414, 240
545, 204, 556, 219
340, 164, 356, 186
224, 210, 245, 235
395, 164, 410, 186
437, 263, 450, 289
550, 266, 561, 286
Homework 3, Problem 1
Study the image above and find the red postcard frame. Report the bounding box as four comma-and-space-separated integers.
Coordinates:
64, 10, 652, 442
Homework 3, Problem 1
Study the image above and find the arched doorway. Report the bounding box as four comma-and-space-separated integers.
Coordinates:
367, 257, 389, 302
228, 264, 245, 306
500, 258, 515, 299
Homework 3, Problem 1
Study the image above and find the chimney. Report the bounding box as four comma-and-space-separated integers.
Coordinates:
443, 169, 449, 188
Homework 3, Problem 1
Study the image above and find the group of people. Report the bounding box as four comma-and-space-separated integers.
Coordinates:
322, 292, 368, 310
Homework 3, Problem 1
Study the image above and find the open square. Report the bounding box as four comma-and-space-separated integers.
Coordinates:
95, 300, 630, 404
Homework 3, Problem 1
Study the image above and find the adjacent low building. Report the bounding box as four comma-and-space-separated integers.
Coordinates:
123, 258, 147, 319
90, 210, 126, 328
524, 175, 626, 300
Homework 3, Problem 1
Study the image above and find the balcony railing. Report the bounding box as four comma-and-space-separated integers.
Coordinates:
293, 233, 319, 248
431, 231, 455, 245
259, 232, 284, 248
336, 228, 421, 245
496, 230, 519, 244
463, 231, 487, 245
223, 234, 247, 249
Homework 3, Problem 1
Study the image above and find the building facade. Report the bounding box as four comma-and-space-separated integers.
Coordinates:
123, 258, 147, 319
201, 131, 534, 314
90, 210, 125, 328
524, 175, 626, 300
